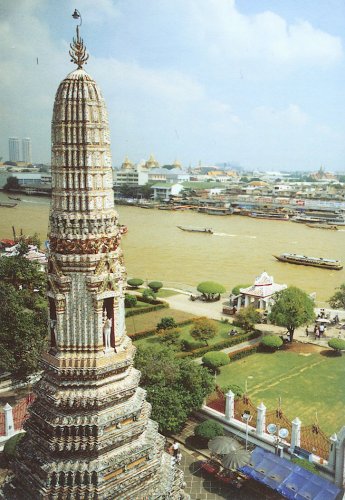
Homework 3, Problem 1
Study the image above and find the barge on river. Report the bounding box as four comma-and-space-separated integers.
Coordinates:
249, 211, 289, 221
177, 226, 213, 234
274, 253, 343, 270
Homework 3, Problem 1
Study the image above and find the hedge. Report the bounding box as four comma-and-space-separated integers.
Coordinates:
176, 331, 260, 359
125, 303, 168, 318
228, 344, 259, 361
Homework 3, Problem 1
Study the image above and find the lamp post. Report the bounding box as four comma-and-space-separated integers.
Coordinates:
267, 423, 289, 457
72, 9, 82, 26
242, 412, 252, 450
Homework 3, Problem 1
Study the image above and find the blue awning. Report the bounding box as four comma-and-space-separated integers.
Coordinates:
239, 448, 341, 500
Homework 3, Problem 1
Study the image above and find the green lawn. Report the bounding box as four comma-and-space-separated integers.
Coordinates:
156, 289, 180, 298
216, 350, 345, 435
125, 308, 196, 336
133, 318, 244, 349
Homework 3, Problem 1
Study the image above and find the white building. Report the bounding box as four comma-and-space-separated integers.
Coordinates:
152, 183, 184, 201
22, 138, 32, 163
8, 137, 20, 162
234, 272, 287, 311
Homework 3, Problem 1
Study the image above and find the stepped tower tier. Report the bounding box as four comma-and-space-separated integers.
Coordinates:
14, 17, 186, 500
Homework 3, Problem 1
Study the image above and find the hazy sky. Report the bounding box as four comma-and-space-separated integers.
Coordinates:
1, 0, 345, 170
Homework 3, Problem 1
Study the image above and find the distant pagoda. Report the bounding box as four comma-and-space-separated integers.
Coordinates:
14, 15, 185, 499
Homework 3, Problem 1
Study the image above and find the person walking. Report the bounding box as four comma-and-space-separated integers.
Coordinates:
172, 441, 179, 458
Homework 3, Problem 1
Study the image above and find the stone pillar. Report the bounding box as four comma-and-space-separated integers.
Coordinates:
244, 295, 249, 307
256, 402, 266, 436
289, 417, 301, 453
237, 297, 241, 310
328, 433, 338, 470
225, 391, 235, 421
259, 299, 264, 309
4, 403, 14, 437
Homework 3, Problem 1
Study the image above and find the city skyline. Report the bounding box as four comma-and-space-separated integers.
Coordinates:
1, 0, 345, 170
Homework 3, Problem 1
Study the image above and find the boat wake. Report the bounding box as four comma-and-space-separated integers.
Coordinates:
213, 232, 256, 239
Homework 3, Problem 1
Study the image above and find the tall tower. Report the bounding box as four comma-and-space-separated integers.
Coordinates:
14, 17, 184, 499
22, 138, 32, 164
8, 137, 20, 162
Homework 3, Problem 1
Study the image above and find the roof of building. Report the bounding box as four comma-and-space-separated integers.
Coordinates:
240, 272, 287, 298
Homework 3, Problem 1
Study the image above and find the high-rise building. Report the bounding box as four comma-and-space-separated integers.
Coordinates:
8, 137, 20, 162
22, 138, 32, 164
14, 19, 185, 499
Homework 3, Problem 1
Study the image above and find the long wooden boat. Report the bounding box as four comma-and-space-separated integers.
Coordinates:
307, 224, 338, 230
177, 226, 213, 234
0, 202, 17, 208
249, 211, 289, 221
8, 196, 22, 201
274, 253, 343, 270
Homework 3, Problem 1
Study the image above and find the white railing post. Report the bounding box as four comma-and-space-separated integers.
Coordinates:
289, 417, 301, 453
225, 390, 235, 420
4, 403, 14, 437
328, 433, 338, 470
256, 402, 266, 436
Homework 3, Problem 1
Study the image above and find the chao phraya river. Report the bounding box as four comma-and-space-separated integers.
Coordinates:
0, 192, 344, 305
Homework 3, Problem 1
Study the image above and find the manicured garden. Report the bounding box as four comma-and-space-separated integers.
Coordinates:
132, 318, 245, 349
216, 345, 345, 435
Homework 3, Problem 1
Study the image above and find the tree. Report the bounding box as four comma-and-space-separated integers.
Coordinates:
135, 345, 214, 433
156, 316, 177, 331
148, 281, 163, 293
234, 306, 260, 332
328, 338, 345, 355
158, 328, 181, 348
329, 284, 345, 310
202, 351, 229, 372
3, 176, 20, 191
197, 281, 226, 301
0, 256, 47, 380
260, 335, 283, 351
127, 278, 144, 289
190, 317, 217, 346
0, 283, 47, 381
269, 287, 315, 343
231, 284, 250, 296
124, 294, 137, 308
194, 419, 224, 441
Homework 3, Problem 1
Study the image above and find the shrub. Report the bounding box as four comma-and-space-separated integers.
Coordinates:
260, 335, 283, 351
328, 338, 345, 355
127, 278, 144, 288
142, 288, 156, 300
3, 432, 25, 459
202, 351, 230, 372
194, 419, 224, 440
148, 281, 163, 293
156, 316, 177, 331
221, 383, 244, 397
124, 294, 137, 308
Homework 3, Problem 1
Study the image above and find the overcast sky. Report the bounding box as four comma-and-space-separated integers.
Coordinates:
1, 0, 345, 171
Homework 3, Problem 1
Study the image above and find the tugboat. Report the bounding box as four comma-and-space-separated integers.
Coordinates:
274, 253, 343, 270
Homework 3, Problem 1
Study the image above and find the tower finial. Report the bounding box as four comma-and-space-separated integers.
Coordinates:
69, 9, 89, 69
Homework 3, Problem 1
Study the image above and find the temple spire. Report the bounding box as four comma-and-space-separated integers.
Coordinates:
69, 9, 89, 69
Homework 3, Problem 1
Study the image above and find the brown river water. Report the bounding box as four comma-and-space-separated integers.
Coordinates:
0, 191, 344, 305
